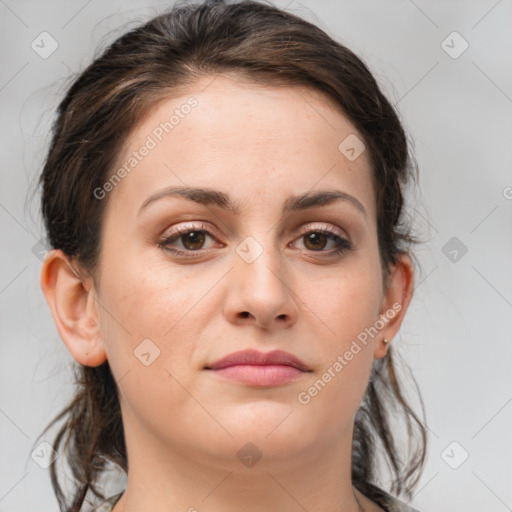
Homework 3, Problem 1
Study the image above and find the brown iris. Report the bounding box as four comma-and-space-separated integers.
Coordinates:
181, 231, 206, 250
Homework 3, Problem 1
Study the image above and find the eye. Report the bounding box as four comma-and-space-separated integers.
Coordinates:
158, 222, 219, 257
291, 225, 353, 259
158, 222, 353, 260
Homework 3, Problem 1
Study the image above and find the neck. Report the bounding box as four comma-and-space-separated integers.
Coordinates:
113, 414, 366, 512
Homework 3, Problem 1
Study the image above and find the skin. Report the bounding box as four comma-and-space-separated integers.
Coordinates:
40, 74, 414, 512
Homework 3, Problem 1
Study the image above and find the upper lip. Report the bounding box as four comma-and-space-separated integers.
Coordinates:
205, 349, 310, 371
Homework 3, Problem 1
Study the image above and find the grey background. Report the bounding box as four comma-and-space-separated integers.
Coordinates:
1, 0, 511, 510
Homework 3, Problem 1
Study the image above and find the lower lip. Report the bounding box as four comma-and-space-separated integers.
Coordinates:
207, 364, 306, 386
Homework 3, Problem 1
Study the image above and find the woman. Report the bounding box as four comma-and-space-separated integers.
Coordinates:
35, 0, 427, 511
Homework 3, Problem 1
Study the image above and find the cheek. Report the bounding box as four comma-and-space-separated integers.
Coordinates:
303, 264, 381, 401
96, 259, 210, 429
99, 249, 201, 336
95, 251, 188, 374
97, 250, 227, 387
314, 264, 382, 339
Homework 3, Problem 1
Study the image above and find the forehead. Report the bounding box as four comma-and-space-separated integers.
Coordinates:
106, 74, 375, 220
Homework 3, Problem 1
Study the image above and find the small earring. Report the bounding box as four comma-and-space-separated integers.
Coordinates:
383, 338, 389, 344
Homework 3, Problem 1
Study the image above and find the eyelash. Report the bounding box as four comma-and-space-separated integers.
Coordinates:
158, 222, 353, 260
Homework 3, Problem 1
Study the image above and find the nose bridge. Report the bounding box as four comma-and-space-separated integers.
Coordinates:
226, 229, 298, 328
235, 231, 286, 296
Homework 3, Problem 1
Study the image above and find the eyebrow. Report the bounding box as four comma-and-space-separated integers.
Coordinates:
138, 186, 367, 219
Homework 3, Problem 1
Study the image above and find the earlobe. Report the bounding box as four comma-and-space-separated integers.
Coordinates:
40, 249, 107, 367
374, 252, 415, 359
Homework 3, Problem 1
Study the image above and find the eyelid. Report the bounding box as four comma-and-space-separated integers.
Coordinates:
294, 222, 348, 240
162, 221, 348, 245
162, 221, 220, 239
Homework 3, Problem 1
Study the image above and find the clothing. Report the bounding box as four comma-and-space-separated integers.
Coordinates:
93, 488, 420, 512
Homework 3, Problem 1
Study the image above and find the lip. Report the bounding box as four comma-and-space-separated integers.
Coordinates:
205, 349, 310, 371
204, 349, 311, 387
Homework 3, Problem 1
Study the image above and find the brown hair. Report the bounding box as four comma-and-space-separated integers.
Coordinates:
35, 0, 427, 510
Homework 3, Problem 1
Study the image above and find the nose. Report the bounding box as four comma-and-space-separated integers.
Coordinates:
222, 239, 299, 330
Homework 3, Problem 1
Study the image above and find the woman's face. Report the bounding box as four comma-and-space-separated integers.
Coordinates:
54, 74, 411, 472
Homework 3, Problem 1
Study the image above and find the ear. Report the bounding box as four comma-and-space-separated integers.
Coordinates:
374, 252, 415, 359
40, 249, 107, 367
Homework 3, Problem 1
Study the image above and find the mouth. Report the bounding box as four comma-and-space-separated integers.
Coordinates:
204, 349, 311, 387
